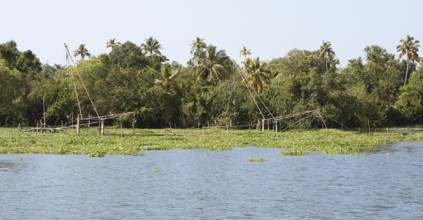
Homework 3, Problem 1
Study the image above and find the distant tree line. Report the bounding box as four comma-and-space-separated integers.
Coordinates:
0, 35, 422, 128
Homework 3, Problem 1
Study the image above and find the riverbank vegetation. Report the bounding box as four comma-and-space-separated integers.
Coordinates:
1, 128, 423, 156
0, 35, 422, 129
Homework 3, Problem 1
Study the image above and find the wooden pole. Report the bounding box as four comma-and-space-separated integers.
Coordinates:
76, 114, 80, 135
88, 114, 91, 128
100, 119, 104, 135
43, 98, 46, 128
132, 118, 135, 135
261, 119, 265, 131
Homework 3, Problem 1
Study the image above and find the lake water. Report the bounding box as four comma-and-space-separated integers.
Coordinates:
1, 142, 423, 219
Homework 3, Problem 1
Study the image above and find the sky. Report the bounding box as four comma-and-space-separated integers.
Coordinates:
1, 0, 422, 67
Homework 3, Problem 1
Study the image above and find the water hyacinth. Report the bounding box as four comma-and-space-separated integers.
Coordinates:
0, 127, 423, 156
246, 157, 265, 162
279, 149, 308, 156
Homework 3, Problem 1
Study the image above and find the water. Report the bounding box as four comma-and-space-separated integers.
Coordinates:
1, 143, 423, 219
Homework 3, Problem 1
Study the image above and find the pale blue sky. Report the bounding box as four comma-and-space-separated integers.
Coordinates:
1, 0, 422, 67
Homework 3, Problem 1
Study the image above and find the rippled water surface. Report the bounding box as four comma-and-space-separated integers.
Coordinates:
1, 142, 423, 219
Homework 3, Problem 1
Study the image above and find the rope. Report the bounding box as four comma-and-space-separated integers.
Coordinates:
65, 44, 83, 117
238, 72, 265, 119
250, 84, 274, 119
64, 43, 100, 118
238, 65, 274, 119
281, 114, 315, 132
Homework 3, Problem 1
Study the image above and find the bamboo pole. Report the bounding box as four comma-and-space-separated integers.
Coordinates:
100, 119, 104, 135
76, 114, 80, 135
132, 118, 136, 135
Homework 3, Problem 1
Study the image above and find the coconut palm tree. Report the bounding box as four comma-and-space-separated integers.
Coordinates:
154, 65, 179, 94
397, 35, 421, 86
193, 45, 232, 83
141, 37, 162, 55
190, 37, 207, 54
240, 57, 270, 93
106, 38, 120, 50
73, 44, 91, 60
319, 41, 335, 72
240, 46, 251, 58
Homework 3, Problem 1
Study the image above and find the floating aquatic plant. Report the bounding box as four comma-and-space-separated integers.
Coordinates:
1, 127, 423, 155
279, 149, 308, 156
246, 157, 265, 162
88, 150, 106, 157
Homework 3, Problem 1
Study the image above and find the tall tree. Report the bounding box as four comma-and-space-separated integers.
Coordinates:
397, 35, 421, 86
240, 46, 251, 58
73, 44, 91, 60
240, 57, 271, 93
106, 38, 120, 50
155, 65, 179, 94
141, 37, 162, 55
190, 37, 206, 54
193, 45, 233, 83
397, 67, 423, 123
319, 41, 335, 72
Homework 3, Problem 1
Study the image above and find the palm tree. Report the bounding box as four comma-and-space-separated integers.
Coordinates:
193, 45, 232, 83
397, 35, 421, 86
190, 37, 207, 54
106, 38, 120, 50
141, 37, 162, 55
318, 41, 335, 72
240, 46, 251, 58
73, 44, 91, 60
240, 57, 271, 93
155, 65, 179, 94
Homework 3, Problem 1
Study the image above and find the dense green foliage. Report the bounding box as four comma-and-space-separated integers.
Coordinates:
0, 36, 422, 128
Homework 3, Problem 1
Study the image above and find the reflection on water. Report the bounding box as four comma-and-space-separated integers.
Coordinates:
0, 160, 26, 173
1, 143, 423, 219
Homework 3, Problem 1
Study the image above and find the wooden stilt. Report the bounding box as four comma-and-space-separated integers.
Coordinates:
100, 119, 104, 135
132, 119, 135, 135
76, 114, 80, 135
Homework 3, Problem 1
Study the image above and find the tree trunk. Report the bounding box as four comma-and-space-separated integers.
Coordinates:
325, 60, 328, 72
404, 61, 410, 86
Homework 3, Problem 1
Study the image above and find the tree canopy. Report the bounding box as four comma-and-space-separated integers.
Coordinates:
0, 36, 421, 129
